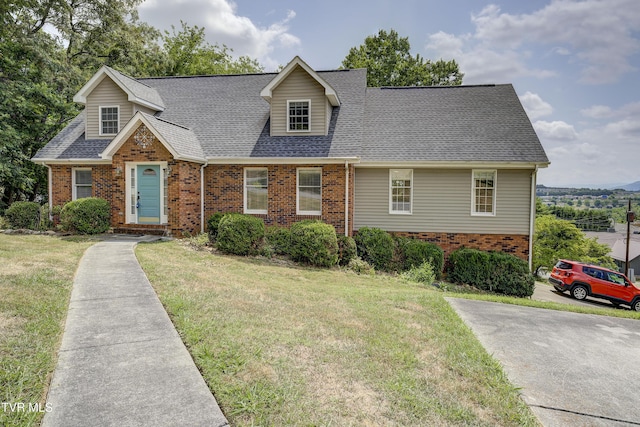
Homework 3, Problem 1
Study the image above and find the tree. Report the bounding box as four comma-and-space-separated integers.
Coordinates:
341, 29, 463, 87
533, 215, 615, 275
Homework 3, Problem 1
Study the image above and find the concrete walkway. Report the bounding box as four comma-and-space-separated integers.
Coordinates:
42, 238, 228, 427
447, 297, 640, 427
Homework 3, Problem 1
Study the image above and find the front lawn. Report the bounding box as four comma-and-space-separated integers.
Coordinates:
137, 240, 538, 426
0, 234, 93, 427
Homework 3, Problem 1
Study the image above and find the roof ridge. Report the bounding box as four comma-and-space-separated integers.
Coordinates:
146, 113, 191, 131
379, 84, 498, 90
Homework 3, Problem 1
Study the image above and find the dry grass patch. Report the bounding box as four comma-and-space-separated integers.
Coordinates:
137, 240, 539, 426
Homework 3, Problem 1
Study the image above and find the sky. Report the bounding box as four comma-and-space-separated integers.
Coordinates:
137, 0, 640, 189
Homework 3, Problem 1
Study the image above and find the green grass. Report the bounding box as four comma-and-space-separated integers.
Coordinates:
137, 241, 539, 426
0, 234, 93, 426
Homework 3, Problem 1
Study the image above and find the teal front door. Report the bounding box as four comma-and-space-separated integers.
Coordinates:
137, 165, 160, 224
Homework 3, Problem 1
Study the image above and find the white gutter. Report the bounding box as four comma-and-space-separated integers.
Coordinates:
357, 161, 550, 169
205, 157, 360, 165
344, 160, 349, 236
528, 166, 538, 271
47, 165, 53, 221
200, 162, 208, 234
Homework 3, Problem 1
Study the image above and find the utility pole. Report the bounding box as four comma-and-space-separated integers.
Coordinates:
625, 199, 634, 277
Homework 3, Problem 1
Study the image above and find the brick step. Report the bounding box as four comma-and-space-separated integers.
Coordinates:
112, 226, 170, 236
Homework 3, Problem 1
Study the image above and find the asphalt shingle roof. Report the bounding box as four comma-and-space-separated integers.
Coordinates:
33, 67, 548, 165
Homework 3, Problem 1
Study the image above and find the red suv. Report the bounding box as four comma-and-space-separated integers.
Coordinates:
549, 260, 640, 311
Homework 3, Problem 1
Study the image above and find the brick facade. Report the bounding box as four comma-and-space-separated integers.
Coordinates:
204, 163, 355, 236
389, 231, 530, 261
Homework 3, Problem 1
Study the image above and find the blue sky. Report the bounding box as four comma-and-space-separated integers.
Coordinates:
138, 0, 640, 188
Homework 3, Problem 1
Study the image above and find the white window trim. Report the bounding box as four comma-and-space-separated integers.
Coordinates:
389, 169, 413, 215
124, 161, 168, 224
72, 167, 92, 200
99, 105, 120, 136
243, 167, 268, 215
471, 169, 497, 216
297, 167, 322, 216
287, 99, 311, 133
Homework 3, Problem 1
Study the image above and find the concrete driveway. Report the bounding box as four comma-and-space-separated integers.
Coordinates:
447, 297, 640, 427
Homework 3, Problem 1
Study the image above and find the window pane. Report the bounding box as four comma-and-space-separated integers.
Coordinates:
298, 169, 321, 213
299, 187, 321, 212
245, 168, 267, 212
76, 186, 92, 199
288, 101, 309, 131
473, 171, 495, 214
390, 169, 412, 213
299, 170, 320, 187
101, 107, 118, 134
76, 170, 91, 185
247, 187, 267, 211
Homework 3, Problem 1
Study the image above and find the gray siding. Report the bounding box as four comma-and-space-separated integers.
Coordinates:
271, 66, 327, 136
354, 168, 533, 234
86, 78, 132, 139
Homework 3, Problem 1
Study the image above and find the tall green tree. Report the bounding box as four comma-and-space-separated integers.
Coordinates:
341, 29, 463, 87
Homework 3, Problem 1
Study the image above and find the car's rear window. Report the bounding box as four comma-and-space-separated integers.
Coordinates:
555, 261, 574, 270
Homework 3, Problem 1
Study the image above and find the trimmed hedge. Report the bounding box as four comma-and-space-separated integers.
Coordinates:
265, 226, 292, 255
60, 198, 110, 234
354, 227, 394, 271
289, 220, 338, 267
337, 234, 357, 266
447, 248, 535, 297
206, 212, 226, 242
404, 239, 444, 278
216, 214, 265, 256
5, 201, 41, 229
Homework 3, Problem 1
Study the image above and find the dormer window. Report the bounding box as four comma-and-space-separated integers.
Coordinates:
288, 100, 310, 132
100, 106, 119, 135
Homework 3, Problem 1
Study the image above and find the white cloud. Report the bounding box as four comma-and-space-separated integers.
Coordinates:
533, 120, 578, 141
581, 105, 613, 119
426, 0, 640, 85
138, 0, 300, 70
519, 92, 553, 120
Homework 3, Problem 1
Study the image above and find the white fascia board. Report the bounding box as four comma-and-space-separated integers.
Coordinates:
356, 161, 549, 169
31, 158, 111, 165
260, 56, 340, 106
206, 157, 360, 165
100, 113, 179, 159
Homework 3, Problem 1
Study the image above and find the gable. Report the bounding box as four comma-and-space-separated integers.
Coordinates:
85, 78, 133, 139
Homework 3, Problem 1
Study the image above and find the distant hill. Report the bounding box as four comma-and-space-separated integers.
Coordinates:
616, 181, 640, 191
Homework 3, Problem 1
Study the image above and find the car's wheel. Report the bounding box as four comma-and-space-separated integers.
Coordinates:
632, 299, 640, 312
571, 285, 588, 300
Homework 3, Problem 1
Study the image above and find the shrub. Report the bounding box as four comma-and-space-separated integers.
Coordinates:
401, 260, 436, 286
354, 227, 394, 271
347, 256, 375, 275
265, 226, 292, 255
60, 198, 111, 234
447, 248, 535, 297
216, 214, 265, 256
403, 239, 444, 277
0, 216, 8, 229
337, 235, 357, 266
5, 201, 41, 229
289, 220, 338, 267
207, 213, 226, 242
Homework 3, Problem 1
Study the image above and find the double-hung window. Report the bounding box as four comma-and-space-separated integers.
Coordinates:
472, 170, 496, 215
297, 168, 321, 215
288, 100, 310, 132
390, 169, 412, 214
244, 168, 268, 214
73, 168, 92, 200
100, 106, 119, 135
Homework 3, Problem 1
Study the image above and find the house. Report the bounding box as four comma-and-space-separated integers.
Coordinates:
611, 239, 640, 280
32, 56, 549, 266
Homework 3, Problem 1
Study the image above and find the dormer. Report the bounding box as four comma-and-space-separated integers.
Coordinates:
73, 66, 165, 139
261, 56, 340, 137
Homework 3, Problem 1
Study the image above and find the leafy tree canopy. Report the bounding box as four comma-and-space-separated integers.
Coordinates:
341, 29, 463, 87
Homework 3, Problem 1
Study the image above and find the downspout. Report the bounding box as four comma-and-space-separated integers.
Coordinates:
200, 162, 208, 234
47, 165, 53, 221
344, 160, 349, 236
528, 166, 538, 271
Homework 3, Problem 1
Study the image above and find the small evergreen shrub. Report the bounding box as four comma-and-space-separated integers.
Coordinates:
391, 235, 410, 272
354, 227, 394, 271
216, 214, 265, 256
347, 256, 375, 275
401, 260, 436, 286
206, 212, 226, 242
0, 216, 8, 229
265, 226, 292, 255
447, 248, 535, 297
60, 198, 110, 234
5, 201, 41, 229
337, 234, 357, 266
403, 239, 444, 278
289, 220, 338, 267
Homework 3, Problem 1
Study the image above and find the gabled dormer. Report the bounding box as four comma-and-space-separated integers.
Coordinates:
261, 56, 340, 137
73, 66, 165, 139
